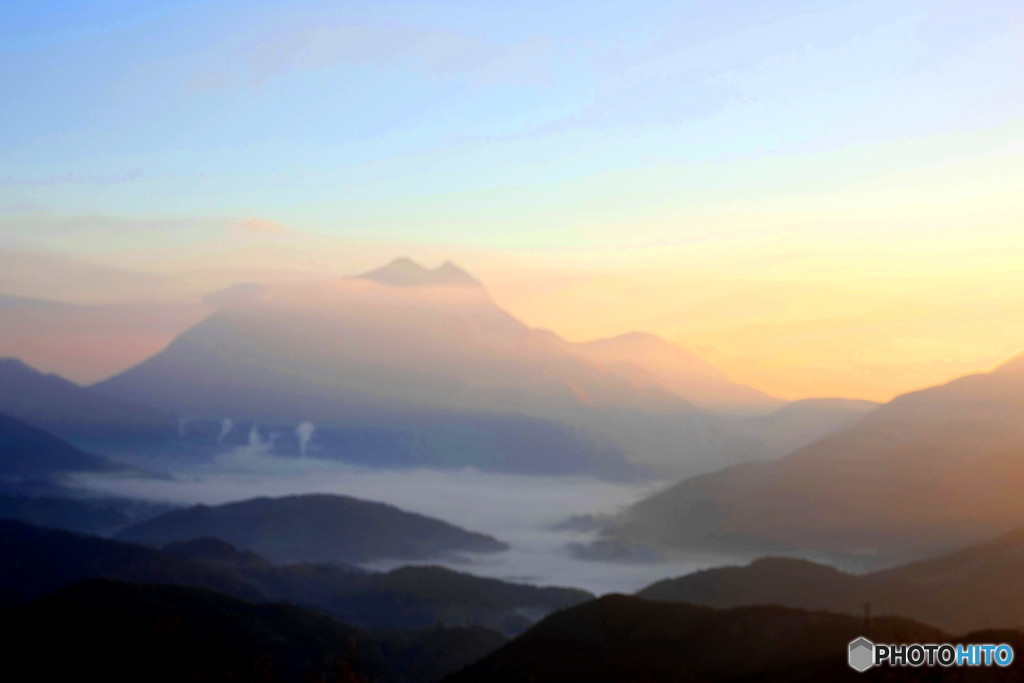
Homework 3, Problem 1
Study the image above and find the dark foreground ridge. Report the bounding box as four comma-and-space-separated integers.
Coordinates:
0, 519, 588, 636
1, 578, 504, 683
442, 594, 1024, 682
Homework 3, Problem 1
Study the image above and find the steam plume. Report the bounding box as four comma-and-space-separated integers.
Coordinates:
297, 421, 315, 457
217, 418, 234, 443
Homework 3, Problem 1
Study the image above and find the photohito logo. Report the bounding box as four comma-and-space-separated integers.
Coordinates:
848, 637, 1014, 672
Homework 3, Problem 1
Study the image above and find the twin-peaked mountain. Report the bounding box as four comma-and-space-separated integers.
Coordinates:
97, 258, 693, 421
94, 259, 864, 478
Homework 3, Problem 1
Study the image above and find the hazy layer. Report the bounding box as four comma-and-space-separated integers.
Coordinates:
71, 445, 730, 595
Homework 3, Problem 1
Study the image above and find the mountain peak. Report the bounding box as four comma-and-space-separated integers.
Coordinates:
432, 261, 479, 286
354, 258, 482, 288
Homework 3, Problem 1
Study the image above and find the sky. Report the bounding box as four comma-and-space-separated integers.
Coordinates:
1, 0, 1022, 401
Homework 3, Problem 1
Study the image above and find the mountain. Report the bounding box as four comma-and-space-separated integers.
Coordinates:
638, 518, 1024, 636
356, 257, 483, 288
0, 520, 588, 636
0, 357, 176, 447
0, 412, 115, 479
0, 493, 135, 535
95, 258, 776, 478
0, 479, 173, 535
722, 397, 878, 457
116, 493, 508, 563
164, 538, 592, 636
0, 519, 264, 607
605, 355, 1024, 564
573, 332, 782, 412
314, 564, 592, 635
2, 578, 505, 683
90, 258, 880, 478
96, 257, 680, 420
441, 594, 944, 682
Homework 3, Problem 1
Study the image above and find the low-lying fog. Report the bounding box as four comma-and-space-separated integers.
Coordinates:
72, 444, 735, 595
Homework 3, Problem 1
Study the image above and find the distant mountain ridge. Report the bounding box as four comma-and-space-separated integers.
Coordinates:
0, 357, 175, 447
637, 516, 1024, 634
573, 331, 782, 412
606, 352, 1024, 563
0, 412, 114, 479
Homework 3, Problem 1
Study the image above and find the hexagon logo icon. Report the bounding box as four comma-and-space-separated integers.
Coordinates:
848, 637, 875, 672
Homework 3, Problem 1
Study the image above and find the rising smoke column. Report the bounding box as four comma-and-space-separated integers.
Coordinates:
217, 418, 234, 443
296, 421, 315, 457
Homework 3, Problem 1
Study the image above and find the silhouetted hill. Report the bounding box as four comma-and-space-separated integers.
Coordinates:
0, 519, 263, 608
0, 493, 130, 535
324, 565, 592, 636
638, 520, 1024, 633
161, 538, 590, 636
442, 594, 941, 682
640, 556, 863, 609
608, 355, 1024, 562
0, 412, 114, 478
163, 535, 274, 566
117, 493, 508, 563
0, 520, 587, 636
2, 578, 505, 683
0, 357, 176, 446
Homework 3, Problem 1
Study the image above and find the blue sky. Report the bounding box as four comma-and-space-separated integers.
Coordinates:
2, 0, 1020, 251
1, 1, 1023, 399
